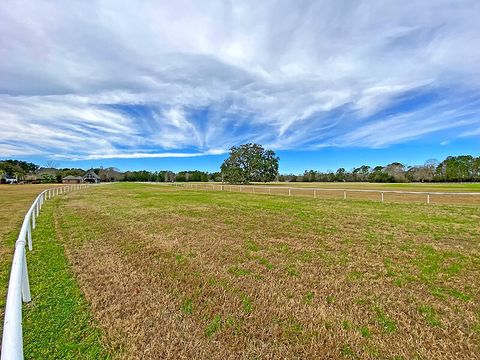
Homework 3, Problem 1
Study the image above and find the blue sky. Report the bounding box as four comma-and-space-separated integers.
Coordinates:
1, 0, 479, 173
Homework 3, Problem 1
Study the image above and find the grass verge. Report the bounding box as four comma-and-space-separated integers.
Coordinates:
22, 198, 109, 359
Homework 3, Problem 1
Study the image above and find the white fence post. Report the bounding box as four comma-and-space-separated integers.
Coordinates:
21, 251, 31, 303
27, 223, 32, 251
288, 188, 291, 196
343, 191, 347, 200
427, 194, 430, 204
381, 192, 384, 202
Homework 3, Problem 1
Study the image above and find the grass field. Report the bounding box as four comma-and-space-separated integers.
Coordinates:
256, 182, 480, 192
1, 183, 479, 359
175, 182, 480, 206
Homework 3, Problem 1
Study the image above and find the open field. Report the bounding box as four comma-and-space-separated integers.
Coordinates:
189, 181, 480, 192
262, 181, 480, 192
172, 182, 480, 206
1, 183, 479, 359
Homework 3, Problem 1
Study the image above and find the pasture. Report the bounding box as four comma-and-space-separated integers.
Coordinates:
1, 183, 479, 359
256, 182, 480, 191
179, 182, 480, 206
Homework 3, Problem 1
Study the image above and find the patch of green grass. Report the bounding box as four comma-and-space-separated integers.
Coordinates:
342, 320, 352, 330
374, 307, 397, 333
340, 344, 356, 358
355, 298, 367, 306
418, 305, 442, 327
277, 243, 290, 254
175, 253, 188, 264
359, 326, 372, 338
285, 264, 299, 277
283, 317, 304, 339
181, 297, 193, 314
241, 294, 253, 314
23, 201, 110, 359
415, 245, 466, 284
205, 314, 222, 337
430, 286, 472, 301
347, 270, 363, 281
383, 258, 396, 277
297, 250, 314, 262
258, 257, 274, 269
228, 266, 251, 277
244, 239, 260, 252
303, 291, 314, 304
326, 295, 335, 304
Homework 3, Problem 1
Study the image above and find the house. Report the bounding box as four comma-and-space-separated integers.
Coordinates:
62, 175, 83, 184
83, 169, 101, 183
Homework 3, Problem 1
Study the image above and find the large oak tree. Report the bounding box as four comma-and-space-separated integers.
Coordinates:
221, 143, 279, 184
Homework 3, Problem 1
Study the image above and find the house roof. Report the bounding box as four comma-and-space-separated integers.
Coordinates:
83, 169, 101, 179
63, 175, 83, 180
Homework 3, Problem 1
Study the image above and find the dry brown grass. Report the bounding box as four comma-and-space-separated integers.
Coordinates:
54, 183, 479, 359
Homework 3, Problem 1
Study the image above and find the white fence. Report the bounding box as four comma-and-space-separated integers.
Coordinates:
162, 183, 480, 205
1, 184, 90, 360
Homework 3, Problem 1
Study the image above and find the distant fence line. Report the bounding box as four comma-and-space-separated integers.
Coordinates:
1, 184, 92, 360
150, 182, 480, 206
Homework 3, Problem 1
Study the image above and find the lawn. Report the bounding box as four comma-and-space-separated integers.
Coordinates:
1, 183, 479, 359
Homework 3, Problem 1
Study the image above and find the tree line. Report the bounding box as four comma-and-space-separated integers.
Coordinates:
0, 159, 219, 183
1, 151, 479, 184
284, 156, 480, 183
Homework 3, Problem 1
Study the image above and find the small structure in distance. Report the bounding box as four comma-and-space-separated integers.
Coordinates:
83, 169, 101, 184
62, 169, 101, 184
62, 175, 83, 184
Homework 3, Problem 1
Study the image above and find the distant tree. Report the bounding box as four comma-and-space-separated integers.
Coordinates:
472, 157, 480, 181
303, 170, 317, 182
0, 159, 38, 176
352, 165, 371, 181
176, 172, 186, 182
40, 173, 56, 183
436, 155, 474, 182
368, 166, 395, 183
335, 168, 346, 182
221, 143, 279, 184
384, 162, 406, 182
44, 160, 59, 169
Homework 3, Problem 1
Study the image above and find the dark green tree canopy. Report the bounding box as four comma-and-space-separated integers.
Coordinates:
221, 143, 279, 184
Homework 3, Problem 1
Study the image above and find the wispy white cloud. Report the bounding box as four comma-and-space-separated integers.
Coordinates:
0, 0, 479, 160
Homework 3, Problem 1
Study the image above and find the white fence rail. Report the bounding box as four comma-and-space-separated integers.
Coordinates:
159, 183, 480, 205
1, 184, 90, 360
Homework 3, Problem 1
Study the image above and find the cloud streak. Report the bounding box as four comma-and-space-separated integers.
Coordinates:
0, 0, 479, 160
